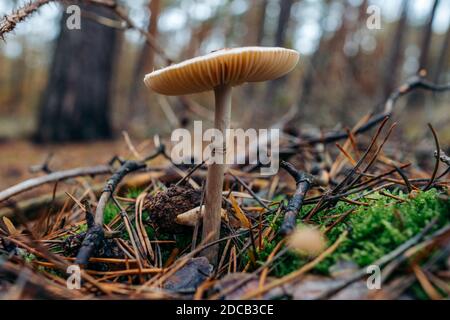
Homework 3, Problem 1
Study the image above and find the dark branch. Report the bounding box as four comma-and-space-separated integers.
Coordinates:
75, 145, 165, 266
279, 160, 314, 235
297, 76, 450, 147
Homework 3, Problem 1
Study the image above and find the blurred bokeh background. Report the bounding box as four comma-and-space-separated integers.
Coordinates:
0, 0, 449, 188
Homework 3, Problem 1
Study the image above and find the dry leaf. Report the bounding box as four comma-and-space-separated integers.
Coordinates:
2, 216, 18, 236
229, 194, 251, 229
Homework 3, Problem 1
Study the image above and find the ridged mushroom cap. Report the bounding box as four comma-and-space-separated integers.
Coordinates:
144, 47, 299, 96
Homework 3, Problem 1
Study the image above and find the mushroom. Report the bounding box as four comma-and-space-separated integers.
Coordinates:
144, 46, 299, 264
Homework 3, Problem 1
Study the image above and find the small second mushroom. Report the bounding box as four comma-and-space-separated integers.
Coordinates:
144, 46, 299, 264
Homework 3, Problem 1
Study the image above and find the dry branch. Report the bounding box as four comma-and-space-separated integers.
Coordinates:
279, 160, 314, 235
0, 0, 53, 39
75, 145, 165, 266
0, 0, 172, 64
74, 161, 145, 266
0, 165, 112, 203
298, 75, 450, 146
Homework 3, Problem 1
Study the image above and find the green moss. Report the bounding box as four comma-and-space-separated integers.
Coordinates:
103, 188, 145, 225
126, 188, 143, 199
410, 283, 429, 300
104, 203, 120, 224
145, 225, 155, 238
60, 223, 88, 241
318, 189, 449, 272
251, 189, 449, 276
22, 252, 36, 263
78, 223, 88, 233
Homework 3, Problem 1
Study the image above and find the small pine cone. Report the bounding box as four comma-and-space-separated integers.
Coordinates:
144, 185, 202, 233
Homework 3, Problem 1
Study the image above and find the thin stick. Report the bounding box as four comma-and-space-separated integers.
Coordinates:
228, 171, 269, 209
0, 165, 112, 203
423, 124, 441, 191
279, 160, 314, 234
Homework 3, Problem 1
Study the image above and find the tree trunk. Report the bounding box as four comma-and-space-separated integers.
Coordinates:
244, 0, 268, 45
274, 0, 294, 47
418, 0, 440, 71
433, 26, 450, 83
256, 0, 268, 45
265, 0, 294, 103
35, 3, 118, 143
244, 0, 268, 101
408, 0, 439, 109
128, 0, 161, 123
383, 0, 408, 98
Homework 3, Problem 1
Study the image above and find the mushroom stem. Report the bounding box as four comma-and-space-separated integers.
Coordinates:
202, 84, 232, 264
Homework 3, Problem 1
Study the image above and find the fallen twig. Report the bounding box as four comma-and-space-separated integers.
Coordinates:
0, 165, 112, 203
75, 161, 145, 265
423, 124, 441, 191
75, 144, 165, 266
279, 161, 314, 235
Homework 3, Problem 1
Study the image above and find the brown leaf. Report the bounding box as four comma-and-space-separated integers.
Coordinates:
229, 194, 251, 229
2, 217, 18, 236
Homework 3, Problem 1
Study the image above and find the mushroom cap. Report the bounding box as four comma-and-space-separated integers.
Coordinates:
144, 47, 299, 96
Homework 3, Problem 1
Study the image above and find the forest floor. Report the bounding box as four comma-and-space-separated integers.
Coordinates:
1, 81, 450, 299
0, 126, 449, 300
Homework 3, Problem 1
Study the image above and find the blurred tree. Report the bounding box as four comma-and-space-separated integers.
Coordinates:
184, 20, 214, 58
7, 43, 26, 114
244, 0, 268, 101
256, 0, 268, 46
265, 0, 295, 103
433, 25, 450, 83
418, 0, 440, 72
244, 0, 267, 45
128, 0, 160, 124
383, 0, 409, 98
6, 0, 25, 113
293, 0, 348, 123
274, 0, 295, 47
35, 3, 118, 142
408, 0, 439, 109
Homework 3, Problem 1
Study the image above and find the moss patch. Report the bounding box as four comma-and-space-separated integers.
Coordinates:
256, 189, 449, 276
104, 203, 120, 224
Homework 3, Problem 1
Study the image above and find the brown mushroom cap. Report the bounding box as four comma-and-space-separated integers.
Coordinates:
144, 47, 299, 96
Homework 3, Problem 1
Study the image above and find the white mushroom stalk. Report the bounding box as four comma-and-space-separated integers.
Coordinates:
144, 46, 299, 264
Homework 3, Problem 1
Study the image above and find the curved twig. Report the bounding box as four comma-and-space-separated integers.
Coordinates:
75, 145, 165, 265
